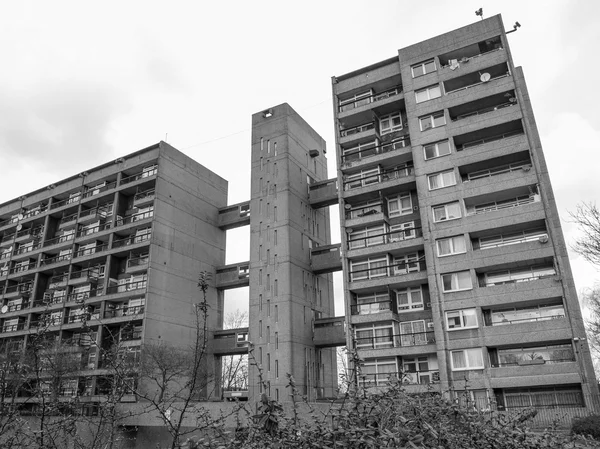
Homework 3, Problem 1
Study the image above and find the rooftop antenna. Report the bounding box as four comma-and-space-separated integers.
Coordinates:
475, 8, 483, 20
506, 22, 521, 34
165, 133, 168, 143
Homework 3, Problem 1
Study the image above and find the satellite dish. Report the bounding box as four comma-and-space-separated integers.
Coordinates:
1, 306, 8, 314
16, 224, 23, 232
7, 246, 12, 252
17, 214, 23, 220
480, 73, 491, 82
344, 204, 352, 210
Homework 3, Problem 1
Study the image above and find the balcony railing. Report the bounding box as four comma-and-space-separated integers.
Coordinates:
3, 283, 33, 296
79, 208, 109, 221
70, 268, 102, 283
0, 216, 19, 228
359, 370, 439, 387
453, 101, 516, 121
355, 331, 435, 349
50, 194, 81, 210
348, 227, 422, 250
342, 137, 410, 164
49, 273, 69, 286
340, 122, 375, 138
106, 280, 147, 295
73, 243, 109, 258
22, 205, 48, 220
104, 305, 145, 319
15, 227, 42, 240
345, 202, 385, 221
344, 165, 413, 191
40, 253, 72, 266
479, 272, 556, 288
338, 85, 403, 113
82, 181, 117, 199
112, 232, 151, 248
134, 189, 155, 202
351, 300, 393, 315
43, 233, 75, 247
6, 302, 30, 312
127, 256, 149, 268
65, 289, 103, 303
76, 222, 112, 238
491, 357, 575, 368
469, 194, 540, 216
9, 262, 36, 275
458, 129, 523, 150
117, 211, 154, 226
59, 213, 79, 225
14, 242, 42, 256
120, 165, 158, 184
1, 322, 27, 333
350, 258, 426, 282
488, 314, 565, 326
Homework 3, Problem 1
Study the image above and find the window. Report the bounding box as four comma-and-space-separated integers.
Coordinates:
355, 322, 394, 349
393, 253, 420, 275
415, 85, 441, 103
493, 344, 574, 367
412, 59, 436, 78
433, 201, 461, 222
450, 348, 484, 370
350, 257, 388, 281
355, 291, 390, 315
483, 266, 556, 286
487, 303, 565, 326
389, 222, 415, 242
501, 386, 584, 409
428, 170, 456, 190
442, 271, 472, 292
379, 112, 403, 135
436, 235, 467, 256
387, 193, 412, 217
446, 309, 478, 330
478, 229, 548, 250
400, 320, 429, 346
395, 286, 423, 312
419, 112, 446, 131
361, 358, 397, 387
348, 225, 385, 249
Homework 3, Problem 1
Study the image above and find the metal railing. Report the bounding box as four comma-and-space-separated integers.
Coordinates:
445, 72, 511, 95
133, 189, 155, 202
59, 213, 79, 224
355, 331, 435, 349
106, 280, 147, 295
0, 216, 19, 228
76, 222, 112, 238
1, 322, 27, 333
470, 194, 539, 216
344, 165, 413, 191
70, 268, 102, 282
441, 46, 504, 68
104, 305, 145, 318
73, 243, 109, 258
22, 205, 48, 220
351, 300, 393, 315
359, 370, 439, 387
78, 208, 109, 221
120, 165, 158, 184
3, 283, 33, 295
43, 233, 75, 247
345, 202, 385, 221
341, 137, 410, 164
491, 357, 575, 368
488, 314, 565, 326
41, 253, 72, 266
338, 85, 403, 112
348, 227, 422, 250
15, 227, 42, 240
340, 122, 375, 138
82, 181, 117, 199
49, 273, 69, 285
480, 272, 556, 287
65, 289, 103, 303
126, 255, 149, 269
350, 258, 426, 282
50, 194, 81, 210
117, 210, 154, 226
14, 242, 42, 255
112, 232, 151, 248
8, 262, 36, 275
453, 101, 516, 121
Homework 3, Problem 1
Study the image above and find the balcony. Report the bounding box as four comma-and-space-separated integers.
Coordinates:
104, 305, 145, 319
133, 189, 155, 208
78, 208, 109, 225
351, 299, 394, 316
439, 36, 503, 68
126, 255, 149, 273
120, 165, 158, 185
341, 137, 410, 170
212, 327, 249, 355
465, 185, 541, 218
112, 232, 151, 249
73, 242, 109, 259
443, 62, 510, 95
349, 257, 425, 283
355, 331, 435, 351
14, 227, 42, 243
343, 165, 414, 199
105, 280, 147, 295
82, 181, 117, 199
454, 120, 523, 151
13, 242, 42, 258
40, 253, 72, 267
344, 201, 386, 229
449, 91, 517, 123
215, 263, 250, 290
58, 213, 79, 229
0, 215, 19, 230
0, 233, 15, 248
338, 85, 403, 116
359, 370, 439, 388
308, 179, 339, 209
65, 288, 103, 304
313, 317, 346, 348
339, 122, 375, 138
1, 322, 27, 334
48, 274, 69, 290
3, 283, 33, 299
43, 233, 75, 249
50, 193, 81, 211
69, 269, 102, 286
217, 201, 251, 230
8, 262, 36, 276
117, 210, 154, 227
310, 244, 342, 275
76, 222, 112, 239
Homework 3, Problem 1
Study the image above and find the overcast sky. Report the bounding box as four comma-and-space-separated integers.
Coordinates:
1, 0, 599, 317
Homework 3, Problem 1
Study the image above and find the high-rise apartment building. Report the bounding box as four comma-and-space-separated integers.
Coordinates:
326, 14, 599, 410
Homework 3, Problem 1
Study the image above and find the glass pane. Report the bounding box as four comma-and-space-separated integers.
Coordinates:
442, 274, 454, 291
452, 351, 466, 369
447, 202, 461, 219
466, 349, 483, 368
446, 311, 462, 329
412, 65, 424, 77
429, 175, 440, 189
415, 90, 428, 103
424, 144, 437, 159
463, 309, 477, 327
438, 239, 451, 256
429, 86, 441, 99
452, 236, 466, 253
424, 61, 436, 73
457, 271, 472, 289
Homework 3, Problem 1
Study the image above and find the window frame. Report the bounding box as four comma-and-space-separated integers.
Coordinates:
432, 201, 462, 222
441, 271, 473, 293
450, 348, 484, 371
379, 112, 403, 135
419, 111, 446, 131
415, 85, 442, 103
446, 308, 478, 330
395, 286, 424, 312
436, 235, 467, 257
387, 193, 413, 217
428, 170, 457, 190
411, 59, 437, 78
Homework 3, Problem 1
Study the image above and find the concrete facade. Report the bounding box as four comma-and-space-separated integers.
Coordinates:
329, 14, 599, 411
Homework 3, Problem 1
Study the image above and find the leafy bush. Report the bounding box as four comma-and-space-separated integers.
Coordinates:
572, 414, 600, 439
